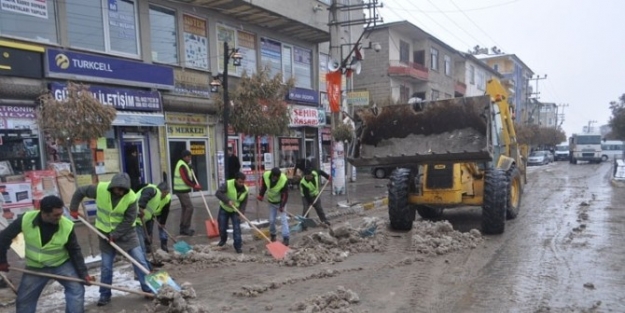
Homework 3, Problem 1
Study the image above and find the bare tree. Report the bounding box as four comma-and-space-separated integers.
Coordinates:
38, 82, 117, 256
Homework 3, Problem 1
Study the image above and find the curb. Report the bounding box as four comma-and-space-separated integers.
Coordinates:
611, 179, 625, 188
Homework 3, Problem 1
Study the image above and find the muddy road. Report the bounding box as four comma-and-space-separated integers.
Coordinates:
33, 161, 625, 312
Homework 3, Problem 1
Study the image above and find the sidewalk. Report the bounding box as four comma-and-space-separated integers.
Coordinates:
4, 175, 388, 272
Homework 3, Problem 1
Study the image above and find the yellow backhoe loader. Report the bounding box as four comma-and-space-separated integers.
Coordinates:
348, 79, 526, 234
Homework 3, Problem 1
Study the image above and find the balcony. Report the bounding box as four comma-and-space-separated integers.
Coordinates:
454, 80, 466, 96
388, 60, 429, 82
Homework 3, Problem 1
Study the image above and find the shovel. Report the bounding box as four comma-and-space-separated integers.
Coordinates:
77, 216, 180, 293
232, 207, 290, 260
296, 180, 330, 228
157, 222, 192, 255
0, 272, 17, 294
11, 267, 154, 298
192, 172, 219, 239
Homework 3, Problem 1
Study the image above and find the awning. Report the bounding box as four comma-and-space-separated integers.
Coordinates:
112, 112, 165, 126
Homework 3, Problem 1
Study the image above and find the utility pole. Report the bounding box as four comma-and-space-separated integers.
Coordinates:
555, 103, 569, 129
587, 120, 597, 134
526, 74, 547, 125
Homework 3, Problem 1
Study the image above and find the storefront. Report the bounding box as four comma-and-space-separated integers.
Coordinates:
165, 113, 214, 193
283, 88, 325, 172
43, 48, 173, 187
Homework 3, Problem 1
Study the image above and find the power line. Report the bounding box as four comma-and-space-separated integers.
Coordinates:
448, 0, 504, 50
423, 0, 487, 48
384, 0, 523, 13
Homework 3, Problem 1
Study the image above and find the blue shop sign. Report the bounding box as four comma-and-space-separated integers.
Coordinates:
45, 48, 174, 89
50, 82, 162, 112
286, 88, 319, 105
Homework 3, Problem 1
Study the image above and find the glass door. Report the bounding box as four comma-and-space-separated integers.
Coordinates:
123, 138, 148, 191
168, 139, 211, 192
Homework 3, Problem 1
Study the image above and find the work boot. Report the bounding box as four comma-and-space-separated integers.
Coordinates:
217, 240, 226, 247
235, 248, 243, 254
323, 220, 331, 226
270, 234, 276, 242
283, 237, 289, 246
97, 296, 111, 306
160, 240, 169, 253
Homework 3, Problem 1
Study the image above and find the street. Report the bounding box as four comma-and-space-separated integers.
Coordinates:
10, 162, 625, 312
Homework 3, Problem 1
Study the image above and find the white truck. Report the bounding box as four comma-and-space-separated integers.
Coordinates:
554, 141, 569, 161
569, 133, 603, 164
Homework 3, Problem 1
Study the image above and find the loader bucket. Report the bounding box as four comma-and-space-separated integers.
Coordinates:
348, 95, 493, 167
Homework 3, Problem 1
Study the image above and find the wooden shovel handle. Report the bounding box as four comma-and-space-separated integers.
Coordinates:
11, 267, 154, 298
0, 272, 17, 294
156, 222, 178, 243
232, 207, 271, 244
191, 171, 215, 220
77, 216, 150, 275
303, 180, 330, 218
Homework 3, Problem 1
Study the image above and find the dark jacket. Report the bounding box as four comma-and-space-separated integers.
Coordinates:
215, 182, 248, 213
0, 213, 89, 278
69, 173, 139, 253
300, 169, 330, 202
137, 185, 157, 211
227, 154, 241, 180
259, 174, 289, 207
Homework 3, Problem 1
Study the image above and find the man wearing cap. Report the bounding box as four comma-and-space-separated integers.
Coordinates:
300, 168, 331, 229
69, 173, 152, 306
134, 182, 171, 254
214, 172, 248, 253
257, 167, 290, 246
0, 195, 93, 313
173, 150, 201, 236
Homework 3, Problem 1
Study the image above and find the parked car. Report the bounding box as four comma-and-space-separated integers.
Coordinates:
528, 151, 552, 166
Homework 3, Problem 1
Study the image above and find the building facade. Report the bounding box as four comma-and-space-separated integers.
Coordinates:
455, 52, 503, 97
0, 0, 329, 194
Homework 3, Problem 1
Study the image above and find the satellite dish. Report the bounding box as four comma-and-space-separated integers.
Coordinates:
327, 58, 341, 72
346, 60, 362, 75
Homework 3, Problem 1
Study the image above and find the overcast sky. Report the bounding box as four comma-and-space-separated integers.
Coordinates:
376, 0, 625, 137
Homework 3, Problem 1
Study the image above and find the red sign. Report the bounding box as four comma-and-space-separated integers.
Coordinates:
326, 71, 341, 113
290, 106, 320, 127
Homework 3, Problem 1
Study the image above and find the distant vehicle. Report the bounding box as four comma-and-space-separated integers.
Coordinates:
528, 151, 551, 166
569, 133, 602, 164
554, 142, 569, 161
600, 140, 624, 161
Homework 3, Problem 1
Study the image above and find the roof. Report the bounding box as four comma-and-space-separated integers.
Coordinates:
368, 21, 460, 54
458, 52, 502, 78
476, 54, 534, 75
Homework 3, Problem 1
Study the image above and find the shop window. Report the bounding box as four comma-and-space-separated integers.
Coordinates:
278, 137, 301, 168
282, 45, 293, 82
293, 46, 312, 89
150, 5, 178, 65
260, 37, 282, 78
67, 0, 139, 56
0, 0, 58, 43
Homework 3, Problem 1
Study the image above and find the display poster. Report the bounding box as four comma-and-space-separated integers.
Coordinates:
183, 14, 209, 70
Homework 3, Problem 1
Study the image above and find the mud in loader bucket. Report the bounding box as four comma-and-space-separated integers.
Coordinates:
348, 95, 493, 167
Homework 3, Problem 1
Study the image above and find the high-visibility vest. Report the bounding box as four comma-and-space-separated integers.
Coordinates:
300, 171, 320, 197
95, 182, 137, 232
22, 211, 72, 268
173, 160, 192, 192
158, 193, 171, 215
219, 179, 249, 212
135, 184, 161, 226
262, 171, 288, 203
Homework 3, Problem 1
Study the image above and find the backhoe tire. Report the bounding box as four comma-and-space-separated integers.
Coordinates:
506, 166, 523, 220
388, 168, 415, 231
416, 205, 444, 219
482, 169, 508, 235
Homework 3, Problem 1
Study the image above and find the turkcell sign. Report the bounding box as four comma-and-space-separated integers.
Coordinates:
45, 48, 174, 89
50, 82, 162, 112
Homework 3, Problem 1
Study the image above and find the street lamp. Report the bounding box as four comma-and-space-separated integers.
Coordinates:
210, 41, 242, 183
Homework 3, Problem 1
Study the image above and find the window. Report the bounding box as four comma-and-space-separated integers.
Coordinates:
444, 55, 451, 76
67, 0, 139, 56
293, 46, 312, 89
431, 89, 439, 101
400, 40, 410, 64
430, 48, 438, 70
477, 70, 486, 90
260, 37, 282, 78
493, 64, 499, 71
469, 65, 475, 84
399, 85, 410, 103
282, 45, 293, 82
150, 6, 178, 64
0, 0, 57, 43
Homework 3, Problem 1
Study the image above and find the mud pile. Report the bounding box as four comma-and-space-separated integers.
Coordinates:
290, 286, 361, 312
148, 282, 208, 313
281, 217, 386, 267
152, 244, 267, 267
411, 220, 483, 255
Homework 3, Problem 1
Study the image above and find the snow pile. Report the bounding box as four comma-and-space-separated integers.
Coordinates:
290, 286, 361, 312
149, 282, 208, 313
281, 217, 387, 267
411, 220, 483, 255
153, 244, 266, 267
233, 268, 363, 297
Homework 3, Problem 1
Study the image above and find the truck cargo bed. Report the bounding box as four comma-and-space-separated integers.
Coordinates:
348, 96, 492, 167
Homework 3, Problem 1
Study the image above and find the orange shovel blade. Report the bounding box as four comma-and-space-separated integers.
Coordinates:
265, 242, 291, 260
205, 219, 220, 238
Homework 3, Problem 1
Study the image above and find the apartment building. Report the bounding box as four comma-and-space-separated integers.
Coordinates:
353, 21, 463, 106
0, 0, 329, 193
455, 52, 503, 97
477, 54, 534, 123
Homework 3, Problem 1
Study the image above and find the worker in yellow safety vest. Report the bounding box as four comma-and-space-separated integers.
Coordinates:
69, 173, 152, 306
215, 172, 249, 253
172, 150, 201, 236
0, 195, 94, 313
299, 167, 332, 229
257, 167, 290, 246
134, 182, 172, 253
